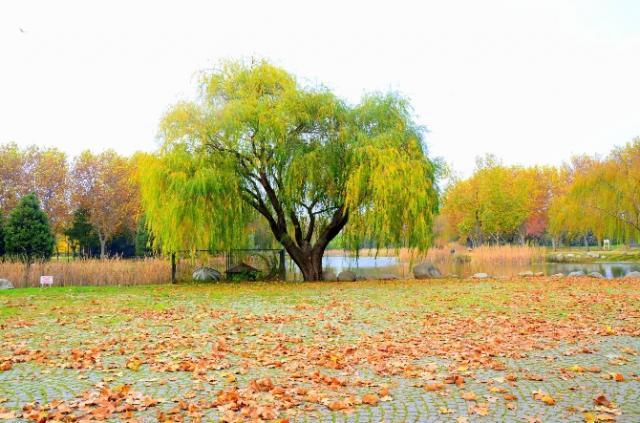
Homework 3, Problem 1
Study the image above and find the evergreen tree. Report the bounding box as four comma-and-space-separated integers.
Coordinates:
64, 208, 99, 257
5, 193, 55, 263
0, 212, 5, 257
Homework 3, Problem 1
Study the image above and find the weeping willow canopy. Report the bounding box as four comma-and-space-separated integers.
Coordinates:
140, 60, 439, 280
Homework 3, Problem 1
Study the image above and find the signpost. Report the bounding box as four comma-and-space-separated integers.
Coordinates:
40, 275, 54, 287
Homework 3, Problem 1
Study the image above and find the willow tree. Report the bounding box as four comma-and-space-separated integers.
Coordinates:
565, 140, 640, 244
141, 60, 439, 280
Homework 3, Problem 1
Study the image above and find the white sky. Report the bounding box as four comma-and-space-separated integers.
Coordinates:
1, 0, 639, 176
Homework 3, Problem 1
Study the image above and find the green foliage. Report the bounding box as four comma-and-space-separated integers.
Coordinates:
441, 163, 559, 245
141, 59, 439, 279
134, 216, 153, 256
4, 193, 55, 263
561, 139, 640, 243
0, 212, 5, 256
64, 208, 99, 255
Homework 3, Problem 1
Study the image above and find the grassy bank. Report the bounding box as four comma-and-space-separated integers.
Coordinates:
546, 249, 640, 263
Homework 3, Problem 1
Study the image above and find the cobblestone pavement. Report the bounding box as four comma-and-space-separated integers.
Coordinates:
1, 279, 639, 422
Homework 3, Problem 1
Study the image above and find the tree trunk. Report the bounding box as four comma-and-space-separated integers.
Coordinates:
583, 234, 589, 251
272, 211, 347, 281
24, 260, 31, 288
99, 235, 107, 259
296, 253, 323, 281
282, 243, 325, 281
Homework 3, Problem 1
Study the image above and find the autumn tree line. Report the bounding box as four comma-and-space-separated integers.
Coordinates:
439, 139, 640, 249
2, 138, 638, 263
0, 143, 146, 259
1, 137, 639, 262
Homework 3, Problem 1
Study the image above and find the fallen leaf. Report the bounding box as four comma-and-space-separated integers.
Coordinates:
593, 394, 612, 408
126, 358, 141, 371
424, 383, 444, 392
461, 391, 478, 401
327, 400, 349, 411
362, 394, 378, 405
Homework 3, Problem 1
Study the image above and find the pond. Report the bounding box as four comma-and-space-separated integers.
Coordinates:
309, 256, 640, 279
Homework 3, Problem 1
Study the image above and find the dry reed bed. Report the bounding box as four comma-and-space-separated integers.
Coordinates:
326, 245, 546, 276
1, 246, 547, 287
0, 258, 171, 288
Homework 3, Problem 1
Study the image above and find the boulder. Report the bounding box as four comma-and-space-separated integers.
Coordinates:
192, 267, 222, 282
0, 279, 13, 290
471, 272, 489, 279
518, 271, 534, 277
586, 252, 600, 258
624, 271, 640, 279
377, 273, 399, 281
322, 271, 337, 281
550, 273, 565, 278
567, 271, 585, 277
588, 271, 604, 279
413, 262, 442, 279
534, 272, 544, 277
337, 270, 357, 282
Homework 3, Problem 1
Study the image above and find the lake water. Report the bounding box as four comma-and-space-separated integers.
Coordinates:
311, 256, 640, 279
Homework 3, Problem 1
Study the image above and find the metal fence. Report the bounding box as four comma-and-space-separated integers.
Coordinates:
171, 249, 286, 283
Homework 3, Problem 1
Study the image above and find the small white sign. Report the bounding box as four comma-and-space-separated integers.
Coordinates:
40, 275, 54, 287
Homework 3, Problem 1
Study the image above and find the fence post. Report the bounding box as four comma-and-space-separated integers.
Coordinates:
279, 249, 286, 281
171, 252, 177, 284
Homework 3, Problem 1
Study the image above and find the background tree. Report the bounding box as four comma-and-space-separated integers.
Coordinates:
563, 141, 640, 245
64, 208, 100, 256
0, 143, 70, 232
141, 60, 439, 280
0, 143, 25, 215
27, 146, 70, 234
71, 150, 139, 257
4, 193, 55, 265
0, 212, 5, 257
134, 217, 153, 256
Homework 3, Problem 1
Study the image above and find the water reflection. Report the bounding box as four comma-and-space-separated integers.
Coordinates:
302, 256, 640, 280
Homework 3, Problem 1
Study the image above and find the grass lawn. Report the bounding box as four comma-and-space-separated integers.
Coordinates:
1, 279, 639, 422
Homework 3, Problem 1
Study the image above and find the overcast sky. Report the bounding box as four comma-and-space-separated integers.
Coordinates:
1, 0, 639, 175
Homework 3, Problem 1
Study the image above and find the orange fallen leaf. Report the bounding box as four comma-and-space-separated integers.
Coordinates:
461, 391, 478, 401
424, 383, 444, 392
541, 395, 556, 406
327, 400, 349, 411
472, 403, 489, 416
593, 394, 612, 407
362, 394, 379, 405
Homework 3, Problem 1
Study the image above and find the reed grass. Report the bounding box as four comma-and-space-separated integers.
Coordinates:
325, 244, 545, 277
0, 258, 171, 288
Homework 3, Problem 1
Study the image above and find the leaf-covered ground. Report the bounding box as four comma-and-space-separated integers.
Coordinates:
1, 279, 639, 422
